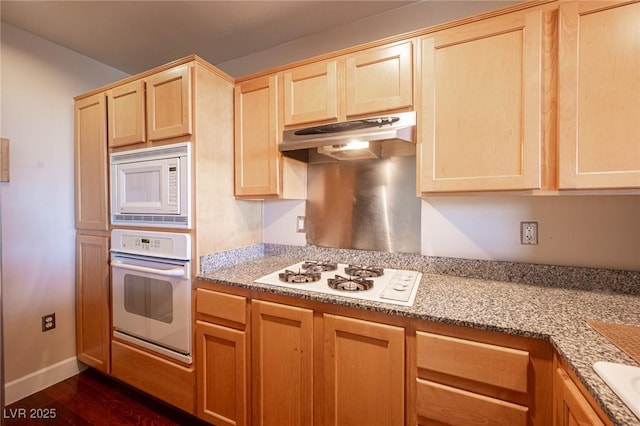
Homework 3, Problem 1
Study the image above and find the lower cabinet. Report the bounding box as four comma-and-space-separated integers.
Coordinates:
194, 283, 406, 426
251, 300, 314, 425
409, 324, 553, 426
76, 233, 110, 373
111, 340, 195, 413
196, 284, 591, 426
195, 288, 249, 426
553, 356, 610, 426
322, 314, 405, 426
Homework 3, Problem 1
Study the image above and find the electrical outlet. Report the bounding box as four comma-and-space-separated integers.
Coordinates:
296, 216, 306, 233
520, 222, 538, 245
42, 313, 55, 332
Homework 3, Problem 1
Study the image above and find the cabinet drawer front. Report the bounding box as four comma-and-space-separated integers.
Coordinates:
196, 288, 247, 325
112, 340, 195, 414
416, 379, 528, 426
416, 331, 529, 393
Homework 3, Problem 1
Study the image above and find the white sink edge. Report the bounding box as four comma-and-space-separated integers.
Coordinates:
593, 361, 640, 421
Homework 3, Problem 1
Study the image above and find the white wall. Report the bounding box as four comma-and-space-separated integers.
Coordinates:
263, 200, 306, 246
0, 23, 128, 403
421, 196, 640, 271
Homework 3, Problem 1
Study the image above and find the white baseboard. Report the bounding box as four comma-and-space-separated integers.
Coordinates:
4, 357, 87, 405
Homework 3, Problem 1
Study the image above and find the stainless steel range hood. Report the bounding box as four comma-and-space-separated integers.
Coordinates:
281, 111, 416, 162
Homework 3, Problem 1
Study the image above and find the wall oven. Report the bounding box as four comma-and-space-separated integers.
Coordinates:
110, 142, 191, 228
111, 229, 192, 364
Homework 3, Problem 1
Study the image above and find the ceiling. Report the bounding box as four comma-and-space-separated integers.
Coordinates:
1, 1, 521, 78
1, 1, 421, 75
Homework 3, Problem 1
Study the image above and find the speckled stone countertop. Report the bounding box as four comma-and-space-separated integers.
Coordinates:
198, 244, 640, 426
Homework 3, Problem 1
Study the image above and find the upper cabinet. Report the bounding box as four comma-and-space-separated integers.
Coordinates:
344, 41, 413, 117
283, 59, 339, 127
558, 1, 640, 190
75, 93, 109, 231
419, 9, 552, 193
282, 41, 414, 128
235, 74, 307, 199
107, 63, 192, 148
106, 80, 145, 147
146, 64, 192, 141
235, 75, 280, 197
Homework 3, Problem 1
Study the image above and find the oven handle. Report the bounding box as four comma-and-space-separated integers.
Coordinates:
111, 258, 187, 277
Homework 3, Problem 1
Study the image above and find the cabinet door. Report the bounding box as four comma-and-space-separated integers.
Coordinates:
74, 93, 109, 231
345, 41, 413, 117
420, 11, 546, 192
558, 1, 640, 189
76, 234, 110, 373
322, 314, 405, 426
146, 63, 192, 141
106, 80, 145, 147
283, 60, 339, 127
234, 75, 280, 197
554, 367, 605, 426
196, 320, 248, 426
252, 300, 314, 426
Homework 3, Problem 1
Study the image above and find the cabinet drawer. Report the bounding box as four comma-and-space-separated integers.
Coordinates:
416, 379, 528, 426
416, 331, 529, 393
112, 340, 195, 414
196, 288, 247, 325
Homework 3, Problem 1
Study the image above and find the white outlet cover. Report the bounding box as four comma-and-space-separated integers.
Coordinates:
520, 222, 538, 245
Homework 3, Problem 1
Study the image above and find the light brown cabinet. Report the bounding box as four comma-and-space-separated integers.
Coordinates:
106, 80, 145, 147
74, 93, 109, 231
414, 331, 529, 425
344, 41, 413, 117
195, 289, 249, 426
146, 64, 192, 141
251, 300, 314, 426
558, 0, 640, 190
410, 325, 553, 426
283, 59, 339, 127
419, 9, 552, 193
282, 41, 413, 128
106, 63, 192, 148
553, 356, 611, 426
554, 367, 604, 426
234, 74, 306, 199
322, 313, 405, 426
75, 233, 110, 373
111, 340, 195, 413
74, 93, 110, 375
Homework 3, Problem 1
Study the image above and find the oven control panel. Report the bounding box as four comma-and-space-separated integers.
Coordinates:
122, 234, 173, 254
111, 229, 191, 260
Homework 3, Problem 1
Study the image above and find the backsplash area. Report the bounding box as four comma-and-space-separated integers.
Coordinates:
200, 243, 640, 296
263, 195, 640, 272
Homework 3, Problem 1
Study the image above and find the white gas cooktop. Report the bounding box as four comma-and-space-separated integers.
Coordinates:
254, 261, 422, 307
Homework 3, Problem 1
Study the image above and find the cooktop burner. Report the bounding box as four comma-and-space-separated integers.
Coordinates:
344, 265, 384, 278
301, 260, 338, 273
279, 269, 321, 284
328, 275, 374, 292
255, 261, 422, 307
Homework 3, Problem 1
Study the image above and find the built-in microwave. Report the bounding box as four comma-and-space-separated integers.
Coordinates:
110, 143, 191, 228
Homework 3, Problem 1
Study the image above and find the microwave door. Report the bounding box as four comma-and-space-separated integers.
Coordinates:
115, 159, 179, 214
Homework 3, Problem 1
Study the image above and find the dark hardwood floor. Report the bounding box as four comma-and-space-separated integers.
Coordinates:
4, 368, 208, 425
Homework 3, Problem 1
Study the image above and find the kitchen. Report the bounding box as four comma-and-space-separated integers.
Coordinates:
1, 0, 640, 425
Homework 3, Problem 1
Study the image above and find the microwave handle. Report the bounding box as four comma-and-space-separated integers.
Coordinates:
111, 258, 186, 277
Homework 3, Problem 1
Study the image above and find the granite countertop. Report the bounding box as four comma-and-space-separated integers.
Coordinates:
197, 244, 640, 426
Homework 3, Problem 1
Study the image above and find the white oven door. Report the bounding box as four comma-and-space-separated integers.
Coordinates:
111, 253, 191, 363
